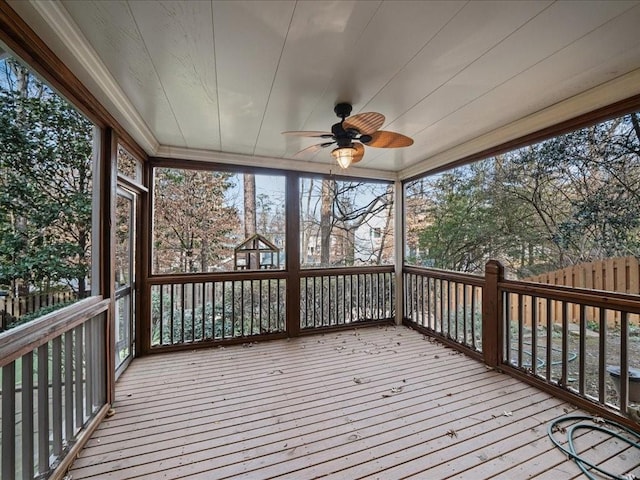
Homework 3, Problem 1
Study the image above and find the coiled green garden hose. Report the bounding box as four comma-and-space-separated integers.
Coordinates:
547, 415, 640, 480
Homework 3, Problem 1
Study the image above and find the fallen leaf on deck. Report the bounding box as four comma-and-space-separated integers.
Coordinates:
347, 434, 360, 441
269, 369, 284, 375
446, 429, 458, 438
503, 411, 513, 417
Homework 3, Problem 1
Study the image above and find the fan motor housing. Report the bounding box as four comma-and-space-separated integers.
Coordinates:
334, 102, 352, 119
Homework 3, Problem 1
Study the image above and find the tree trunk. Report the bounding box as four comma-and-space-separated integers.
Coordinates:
301, 179, 314, 264
376, 189, 394, 265
320, 179, 333, 266
243, 174, 257, 268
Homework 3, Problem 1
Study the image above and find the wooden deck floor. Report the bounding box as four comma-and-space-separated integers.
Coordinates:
68, 325, 640, 479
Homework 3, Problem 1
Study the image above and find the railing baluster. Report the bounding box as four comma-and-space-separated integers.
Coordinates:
240, 280, 245, 336
561, 301, 568, 387
85, 317, 93, 415
504, 292, 511, 365
201, 282, 206, 340
471, 285, 478, 350
22, 351, 35, 480
517, 294, 523, 368
169, 285, 174, 344
579, 304, 586, 395
38, 343, 50, 474
454, 282, 459, 341
222, 281, 227, 338
546, 299, 552, 382
2, 361, 16, 479
462, 283, 470, 345
191, 282, 196, 342
158, 285, 163, 345
620, 311, 629, 414
531, 297, 538, 376
75, 324, 84, 429
598, 307, 606, 403
52, 336, 63, 457
343, 275, 347, 324
180, 283, 185, 343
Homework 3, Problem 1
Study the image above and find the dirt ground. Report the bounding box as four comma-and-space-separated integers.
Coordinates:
515, 325, 640, 408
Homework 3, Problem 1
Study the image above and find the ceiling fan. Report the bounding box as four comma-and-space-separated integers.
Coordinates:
282, 103, 414, 169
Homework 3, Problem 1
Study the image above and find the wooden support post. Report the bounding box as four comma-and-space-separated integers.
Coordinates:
482, 260, 504, 368
285, 174, 300, 337
394, 180, 404, 326
100, 128, 116, 404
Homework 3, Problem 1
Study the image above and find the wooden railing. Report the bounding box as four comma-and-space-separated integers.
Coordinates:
149, 272, 288, 349
300, 267, 395, 330
499, 273, 640, 418
0, 297, 110, 479
404, 260, 640, 425
403, 266, 484, 356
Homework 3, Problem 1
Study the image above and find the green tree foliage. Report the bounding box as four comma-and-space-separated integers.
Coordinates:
0, 60, 93, 296
410, 113, 640, 276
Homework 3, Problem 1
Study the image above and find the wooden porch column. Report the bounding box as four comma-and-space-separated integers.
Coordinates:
285, 174, 301, 336
482, 260, 504, 368
100, 128, 116, 404
394, 180, 404, 326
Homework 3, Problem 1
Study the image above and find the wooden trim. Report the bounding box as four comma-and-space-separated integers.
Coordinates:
300, 265, 395, 277
0, 297, 109, 367
116, 174, 148, 195
286, 173, 301, 337
300, 318, 394, 336
0, 1, 146, 161
102, 129, 117, 404
148, 331, 289, 354
50, 403, 110, 480
403, 265, 485, 286
482, 260, 503, 368
149, 270, 289, 284
499, 279, 640, 314
149, 156, 395, 185
403, 93, 640, 183
138, 157, 151, 355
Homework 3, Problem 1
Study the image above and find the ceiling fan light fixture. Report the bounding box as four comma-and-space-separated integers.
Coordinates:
331, 145, 356, 169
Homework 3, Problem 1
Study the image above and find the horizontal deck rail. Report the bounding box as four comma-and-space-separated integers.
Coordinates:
0, 297, 109, 480
403, 266, 484, 355
300, 267, 395, 330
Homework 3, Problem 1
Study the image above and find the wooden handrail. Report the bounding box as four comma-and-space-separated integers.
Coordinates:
0, 296, 109, 367
499, 279, 640, 314
148, 270, 288, 284
403, 265, 485, 286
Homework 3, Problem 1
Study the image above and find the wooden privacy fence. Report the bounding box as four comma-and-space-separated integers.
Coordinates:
0, 290, 77, 331
517, 256, 640, 327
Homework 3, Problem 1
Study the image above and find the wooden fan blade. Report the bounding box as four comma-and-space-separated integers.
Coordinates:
293, 142, 334, 158
282, 130, 333, 138
343, 112, 385, 135
351, 143, 365, 163
367, 130, 414, 148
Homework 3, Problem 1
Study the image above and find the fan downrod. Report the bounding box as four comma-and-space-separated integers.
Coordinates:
334, 102, 352, 119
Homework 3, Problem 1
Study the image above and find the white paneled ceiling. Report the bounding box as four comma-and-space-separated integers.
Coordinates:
8, 0, 640, 179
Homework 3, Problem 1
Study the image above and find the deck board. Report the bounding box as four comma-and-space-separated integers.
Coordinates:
68, 325, 638, 479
